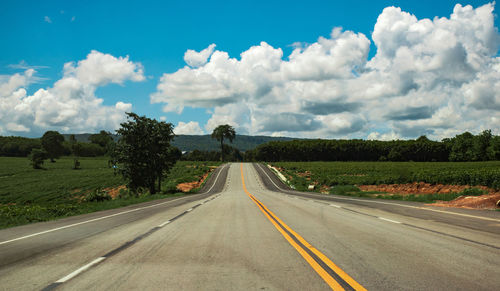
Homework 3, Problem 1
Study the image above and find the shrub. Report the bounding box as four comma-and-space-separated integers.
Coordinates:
460, 188, 488, 196
28, 148, 47, 169
83, 189, 112, 202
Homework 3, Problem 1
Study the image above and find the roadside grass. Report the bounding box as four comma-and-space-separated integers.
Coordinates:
328, 185, 488, 203
0, 157, 220, 229
272, 161, 500, 190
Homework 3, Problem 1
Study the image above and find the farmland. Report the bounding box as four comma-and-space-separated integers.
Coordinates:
0, 157, 220, 229
270, 161, 500, 203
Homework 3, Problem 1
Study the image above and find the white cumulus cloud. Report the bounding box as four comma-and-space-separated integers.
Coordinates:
184, 44, 216, 68
0, 51, 144, 136
175, 121, 204, 135
151, 3, 500, 140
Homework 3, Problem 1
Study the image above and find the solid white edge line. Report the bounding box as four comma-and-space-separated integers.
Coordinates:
158, 220, 171, 227
0, 197, 188, 245
186, 208, 193, 212
329, 196, 500, 222
259, 164, 500, 223
378, 217, 402, 224
330, 204, 342, 208
56, 257, 106, 283
258, 164, 285, 191
200, 163, 228, 194
1, 164, 229, 246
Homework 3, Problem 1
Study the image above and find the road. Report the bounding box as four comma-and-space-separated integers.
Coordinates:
0, 163, 499, 290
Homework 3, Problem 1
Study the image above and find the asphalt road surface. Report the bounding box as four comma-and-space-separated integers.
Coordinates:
0, 163, 499, 290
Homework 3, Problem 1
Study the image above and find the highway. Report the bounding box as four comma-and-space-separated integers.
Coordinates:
0, 163, 499, 290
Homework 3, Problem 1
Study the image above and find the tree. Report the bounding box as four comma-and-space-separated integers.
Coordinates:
115, 113, 178, 194
41, 131, 65, 162
69, 134, 82, 169
29, 148, 47, 169
211, 124, 236, 161
89, 130, 113, 148
473, 130, 492, 161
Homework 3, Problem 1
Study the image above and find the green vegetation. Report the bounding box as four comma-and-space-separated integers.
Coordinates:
28, 148, 47, 169
0, 157, 219, 229
328, 184, 488, 203
115, 113, 180, 193
41, 131, 65, 162
249, 130, 500, 162
272, 161, 500, 191
181, 145, 243, 162
211, 124, 236, 161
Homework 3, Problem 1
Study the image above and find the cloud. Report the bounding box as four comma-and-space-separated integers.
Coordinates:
184, 44, 216, 68
44, 16, 52, 23
8, 60, 49, 70
63, 50, 145, 86
0, 51, 144, 136
384, 106, 434, 121
302, 100, 362, 115
151, 3, 500, 140
174, 121, 204, 135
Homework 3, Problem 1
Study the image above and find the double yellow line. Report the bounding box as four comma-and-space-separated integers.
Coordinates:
240, 164, 366, 291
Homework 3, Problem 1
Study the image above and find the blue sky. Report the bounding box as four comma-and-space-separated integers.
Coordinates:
1, 0, 499, 139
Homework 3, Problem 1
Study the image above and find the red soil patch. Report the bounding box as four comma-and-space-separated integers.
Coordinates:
358, 182, 500, 210
176, 171, 212, 193
358, 182, 494, 195
103, 185, 127, 199
432, 193, 500, 209
320, 185, 330, 194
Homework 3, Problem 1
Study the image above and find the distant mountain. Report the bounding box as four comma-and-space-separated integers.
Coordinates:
171, 135, 296, 152
62, 133, 297, 152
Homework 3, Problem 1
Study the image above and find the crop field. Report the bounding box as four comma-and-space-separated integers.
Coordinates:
270, 161, 500, 202
0, 157, 220, 229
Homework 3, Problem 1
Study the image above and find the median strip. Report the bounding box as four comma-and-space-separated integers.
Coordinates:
240, 164, 366, 291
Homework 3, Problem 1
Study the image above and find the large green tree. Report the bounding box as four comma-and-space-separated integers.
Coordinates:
211, 124, 236, 161
41, 131, 65, 162
115, 113, 178, 194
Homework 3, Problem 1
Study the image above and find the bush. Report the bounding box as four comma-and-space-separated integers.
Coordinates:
460, 188, 488, 196
28, 148, 47, 169
83, 189, 112, 202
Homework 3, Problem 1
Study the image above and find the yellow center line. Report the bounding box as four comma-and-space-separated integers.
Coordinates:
240, 163, 366, 291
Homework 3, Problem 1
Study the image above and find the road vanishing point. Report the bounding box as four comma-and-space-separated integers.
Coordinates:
1, 163, 499, 290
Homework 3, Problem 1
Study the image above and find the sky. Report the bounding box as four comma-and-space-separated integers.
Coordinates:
1, 0, 499, 140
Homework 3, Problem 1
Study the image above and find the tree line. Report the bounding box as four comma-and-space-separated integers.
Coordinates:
245, 130, 500, 162
0, 132, 110, 158
2, 128, 499, 163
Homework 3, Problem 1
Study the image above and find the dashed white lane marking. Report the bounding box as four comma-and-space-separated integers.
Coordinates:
330, 204, 342, 208
1, 164, 229, 246
186, 208, 193, 212
378, 217, 402, 224
158, 220, 171, 227
0, 196, 193, 246
56, 257, 106, 283
258, 164, 500, 223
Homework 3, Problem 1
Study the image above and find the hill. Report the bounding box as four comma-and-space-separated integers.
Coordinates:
61, 134, 296, 152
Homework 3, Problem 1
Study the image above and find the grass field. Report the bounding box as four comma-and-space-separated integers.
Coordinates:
270, 161, 500, 202
0, 157, 220, 229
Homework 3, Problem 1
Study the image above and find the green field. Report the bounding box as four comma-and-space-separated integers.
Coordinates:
0, 157, 220, 229
270, 161, 500, 202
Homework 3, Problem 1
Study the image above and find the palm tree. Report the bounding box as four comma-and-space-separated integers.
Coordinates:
211, 124, 236, 161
